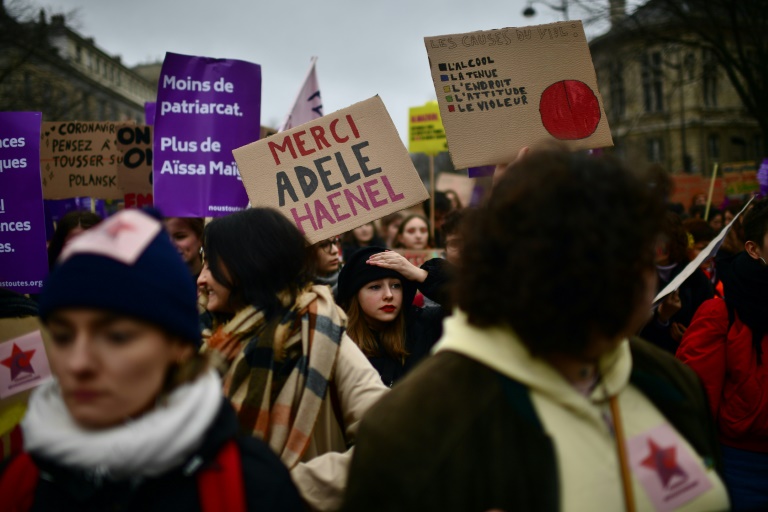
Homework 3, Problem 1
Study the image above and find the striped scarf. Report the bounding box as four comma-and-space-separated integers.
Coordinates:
202, 284, 345, 469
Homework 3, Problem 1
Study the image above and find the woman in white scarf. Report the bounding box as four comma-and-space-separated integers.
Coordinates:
0, 210, 301, 511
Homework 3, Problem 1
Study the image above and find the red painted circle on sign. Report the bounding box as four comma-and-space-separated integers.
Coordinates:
539, 80, 601, 140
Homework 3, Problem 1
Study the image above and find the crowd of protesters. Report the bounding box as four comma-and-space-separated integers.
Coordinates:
2, 143, 767, 511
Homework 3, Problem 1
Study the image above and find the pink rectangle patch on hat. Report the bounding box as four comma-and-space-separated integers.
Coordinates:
58, 210, 161, 266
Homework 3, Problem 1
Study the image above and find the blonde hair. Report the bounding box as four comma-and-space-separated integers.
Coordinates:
346, 295, 408, 362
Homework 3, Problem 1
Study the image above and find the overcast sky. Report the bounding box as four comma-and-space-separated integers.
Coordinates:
41, 0, 618, 143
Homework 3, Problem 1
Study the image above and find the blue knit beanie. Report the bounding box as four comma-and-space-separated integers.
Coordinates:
39, 209, 201, 346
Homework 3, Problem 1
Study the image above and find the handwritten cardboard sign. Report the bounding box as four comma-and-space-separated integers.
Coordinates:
39, 121, 122, 200
424, 21, 612, 168
409, 101, 447, 156
234, 96, 429, 245
116, 123, 154, 208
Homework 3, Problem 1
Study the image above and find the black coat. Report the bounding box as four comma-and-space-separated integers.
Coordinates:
368, 305, 445, 387
3, 400, 302, 512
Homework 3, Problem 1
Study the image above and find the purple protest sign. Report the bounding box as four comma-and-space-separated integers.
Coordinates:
153, 52, 262, 217
468, 165, 495, 178
145, 102, 156, 125
758, 158, 768, 197
0, 112, 48, 294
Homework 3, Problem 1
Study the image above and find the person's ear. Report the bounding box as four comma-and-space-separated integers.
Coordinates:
745, 240, 765, 263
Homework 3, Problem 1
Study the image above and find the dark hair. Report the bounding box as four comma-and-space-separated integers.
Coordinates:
456, 148, 665, 357
423, 191, 452, 217
660, 211, 690, 264
443, 189, 464, 210
743, 197, 768, 245
689, 204, 707, 220
393, 214, 434, 249
165, 217, 205, 239
203, 208, 310, 318
47, 210, 102, 268
683, 218, 715, 244
441, 208, 467, 239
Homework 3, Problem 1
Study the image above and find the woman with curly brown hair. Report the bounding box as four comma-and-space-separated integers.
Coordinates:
342, 147, 728, 512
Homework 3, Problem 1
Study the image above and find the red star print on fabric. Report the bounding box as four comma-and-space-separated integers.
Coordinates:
1, 343, 36, 381
641, 438, 688, 488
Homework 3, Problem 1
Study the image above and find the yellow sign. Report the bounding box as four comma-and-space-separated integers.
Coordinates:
408, 101, 447, 155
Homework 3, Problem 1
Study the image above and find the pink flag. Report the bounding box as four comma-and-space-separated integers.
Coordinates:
279, 57, 323, 132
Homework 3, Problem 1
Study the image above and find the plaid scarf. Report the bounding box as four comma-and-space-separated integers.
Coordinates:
202, 284, 345, 469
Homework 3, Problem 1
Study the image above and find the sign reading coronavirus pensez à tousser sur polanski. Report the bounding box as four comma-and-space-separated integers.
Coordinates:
153, 52, 262, 217
234, 96, 429, 245
0, 112, 48, 294
425, 21, 613, 169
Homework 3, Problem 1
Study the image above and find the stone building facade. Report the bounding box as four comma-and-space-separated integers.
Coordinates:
0, 7, 156, 123
590, 5, 762, 177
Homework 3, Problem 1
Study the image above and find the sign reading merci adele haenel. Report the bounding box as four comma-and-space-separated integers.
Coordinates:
234, 96, 429, 245
425, 21, 613, 169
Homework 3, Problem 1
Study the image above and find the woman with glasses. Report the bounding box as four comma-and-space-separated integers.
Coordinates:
309, 236, 342, 296
196, 208, 388, 511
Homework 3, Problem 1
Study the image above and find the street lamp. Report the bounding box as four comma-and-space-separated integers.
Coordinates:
522, 0, 569, 21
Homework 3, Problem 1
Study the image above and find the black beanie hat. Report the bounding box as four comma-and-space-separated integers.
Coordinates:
39, 209, 201, 346
337, 246, 417, 308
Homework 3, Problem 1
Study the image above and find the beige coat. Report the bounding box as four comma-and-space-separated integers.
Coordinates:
291, 333, 388, 511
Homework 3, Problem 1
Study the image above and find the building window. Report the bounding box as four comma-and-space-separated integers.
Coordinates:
75, 45, 82, 63
642, 52, 664, 112
702, 49, 718, 107
81, 91, 90, 119
707, 134, 720, 159
647, 137, 664, 162
609, 60, 626, 119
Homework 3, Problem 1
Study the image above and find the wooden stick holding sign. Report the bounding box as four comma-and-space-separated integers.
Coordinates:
409, 101, 447, 243
234, 96, 429, 244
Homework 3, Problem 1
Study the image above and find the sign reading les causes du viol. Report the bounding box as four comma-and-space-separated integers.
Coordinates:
234, 96, 429, 245
425, 21, 612, 168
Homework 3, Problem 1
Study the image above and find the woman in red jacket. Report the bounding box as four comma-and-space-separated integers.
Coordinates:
677, 197, 768, 511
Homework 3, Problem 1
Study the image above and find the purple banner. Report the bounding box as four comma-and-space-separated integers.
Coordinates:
758, 158, 768, 198
468, 165, 495, 178
145, 102, 156, 125
0, 112, 48, 294
153, 52, 262, 217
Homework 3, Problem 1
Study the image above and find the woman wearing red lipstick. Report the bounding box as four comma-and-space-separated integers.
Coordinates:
0, 210, 301, 511
337, 246, 446, 387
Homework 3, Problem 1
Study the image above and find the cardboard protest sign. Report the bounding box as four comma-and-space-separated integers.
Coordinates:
39, 121, 122, 200
153, 52, 262, 217
0, 112, 48, 294
424, 21, 612, 168
409, 101, 447, 155
0, 331, 52, 399
116, 124, 153, 208
654, 195, 755, 304
395, 249, 444, 267
234, 96, 430, 245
